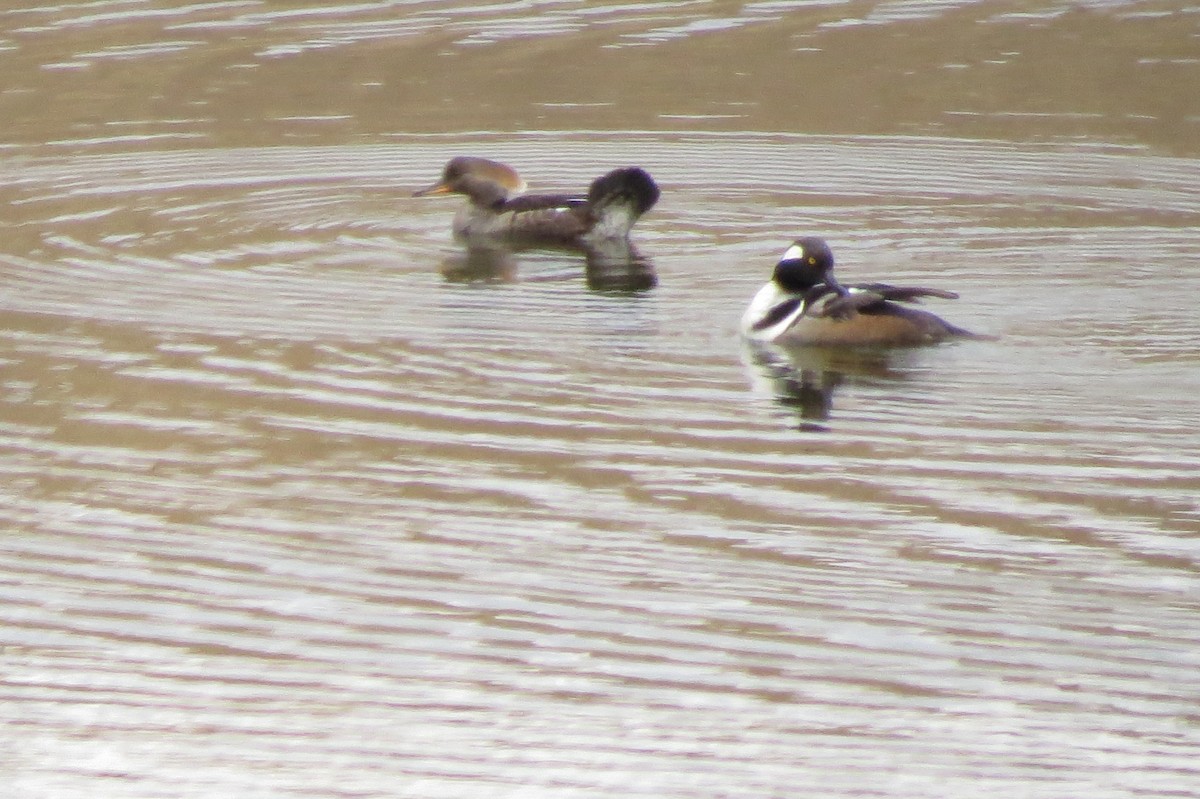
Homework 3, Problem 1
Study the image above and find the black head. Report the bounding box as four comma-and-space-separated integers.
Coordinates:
772, 237, 838, 293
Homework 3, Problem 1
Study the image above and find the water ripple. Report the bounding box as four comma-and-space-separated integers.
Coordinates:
3, 122, 1200, 799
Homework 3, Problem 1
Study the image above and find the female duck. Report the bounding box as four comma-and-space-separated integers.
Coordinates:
741, 237, 981, 347
414, 156, 659, 247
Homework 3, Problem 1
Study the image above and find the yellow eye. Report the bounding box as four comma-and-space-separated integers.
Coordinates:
808, 256, 816, 265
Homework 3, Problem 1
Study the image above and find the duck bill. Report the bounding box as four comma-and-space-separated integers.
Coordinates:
823, 273, 848, 296
413, 182, 453, 197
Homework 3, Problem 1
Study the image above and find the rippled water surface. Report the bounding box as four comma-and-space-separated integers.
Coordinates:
3, 2, 1200, 798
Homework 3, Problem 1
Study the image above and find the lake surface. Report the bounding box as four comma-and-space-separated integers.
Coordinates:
2, 2, 1199, 798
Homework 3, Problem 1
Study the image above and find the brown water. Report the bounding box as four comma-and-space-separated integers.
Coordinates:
3, 2, 1200, 797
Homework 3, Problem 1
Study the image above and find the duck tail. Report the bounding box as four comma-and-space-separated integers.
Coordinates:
584, 167, 660, 239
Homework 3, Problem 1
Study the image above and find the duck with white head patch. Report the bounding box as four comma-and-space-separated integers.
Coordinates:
741, 237, 983, 347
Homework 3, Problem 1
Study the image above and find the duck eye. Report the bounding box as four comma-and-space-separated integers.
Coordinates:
807, 256, 816, 265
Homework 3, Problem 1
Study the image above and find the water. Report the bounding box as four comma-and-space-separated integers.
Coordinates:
2, 2, 1200, 798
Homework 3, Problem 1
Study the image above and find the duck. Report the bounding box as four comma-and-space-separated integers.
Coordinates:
413, 157, 659, 247
741, 237, 982, 347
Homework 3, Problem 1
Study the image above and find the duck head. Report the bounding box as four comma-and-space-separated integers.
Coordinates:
414, 157, 528, 209
773, 236, 845, 295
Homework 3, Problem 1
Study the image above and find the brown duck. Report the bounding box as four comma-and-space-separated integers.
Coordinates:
414, 157, 659, 247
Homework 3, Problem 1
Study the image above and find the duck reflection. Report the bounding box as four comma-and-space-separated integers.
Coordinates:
743, 342, 910, 432
438, 242, 519, 284
439, 238, 656, 292
583, 237, 656, 292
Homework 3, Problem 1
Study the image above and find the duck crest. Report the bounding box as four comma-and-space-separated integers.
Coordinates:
772, 237, 837, 293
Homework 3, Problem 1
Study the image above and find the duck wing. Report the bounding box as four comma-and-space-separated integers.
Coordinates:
818, 284, 959, 320
854, 283, 960, 302
500, 194, 586, 213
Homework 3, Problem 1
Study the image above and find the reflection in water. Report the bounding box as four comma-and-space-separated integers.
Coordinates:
440, 238, 657, 292
744, 341, 912, 431
439, 242, 520, 283
583, 237, 657, 292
